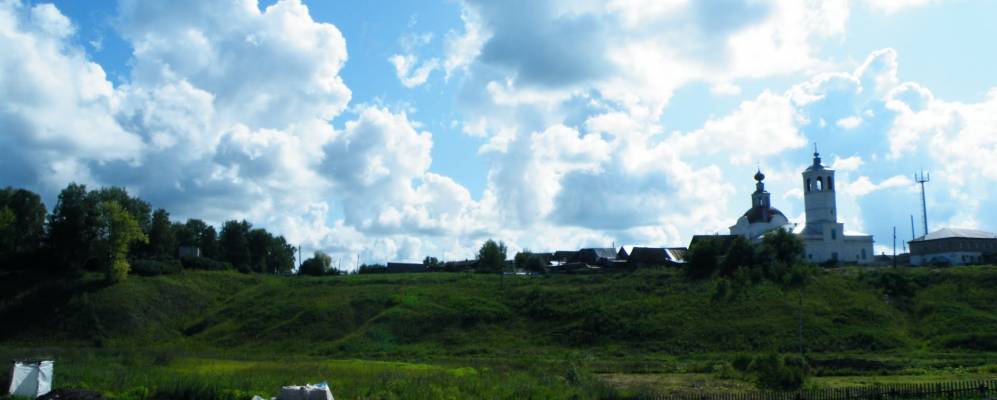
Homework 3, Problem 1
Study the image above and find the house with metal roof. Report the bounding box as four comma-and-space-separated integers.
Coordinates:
908, 228, 997, 266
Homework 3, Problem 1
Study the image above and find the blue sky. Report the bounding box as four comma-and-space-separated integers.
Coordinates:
3, 0, 997, 264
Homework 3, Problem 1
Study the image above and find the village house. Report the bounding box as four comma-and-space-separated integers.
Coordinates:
908, 228, 997, 266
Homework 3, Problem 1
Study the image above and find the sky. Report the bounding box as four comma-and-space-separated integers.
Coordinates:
3, 0, 997, 266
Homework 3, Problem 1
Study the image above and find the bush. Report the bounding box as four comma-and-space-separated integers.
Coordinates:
180, 256, 233, 271
129, 258, 182, 276
748, 353, 806, 391
938, 333, 997, 351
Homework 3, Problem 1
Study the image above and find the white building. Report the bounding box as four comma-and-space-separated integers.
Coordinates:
730, 169, 792, 241
908, 228, 997, 266
798, 147, 873, 264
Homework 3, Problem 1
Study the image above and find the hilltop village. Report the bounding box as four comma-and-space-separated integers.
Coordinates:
381, 148, 997, 274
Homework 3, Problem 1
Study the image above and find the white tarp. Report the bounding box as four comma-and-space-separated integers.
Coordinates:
8, 360, 53, 398
277, 382, 334, 400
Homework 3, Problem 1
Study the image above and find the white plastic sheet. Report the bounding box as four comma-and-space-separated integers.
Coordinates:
8, 360, 53, 398
277, 382, 334, 400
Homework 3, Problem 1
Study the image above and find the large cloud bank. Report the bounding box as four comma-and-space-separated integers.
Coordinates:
2, 0, 993, 263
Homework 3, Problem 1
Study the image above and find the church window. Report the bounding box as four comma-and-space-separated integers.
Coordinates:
861, 248, 866, 259
816, 177, 824, 192
806, 179, 811, 192
831, 228, 837, 240
828, 177, 834, 191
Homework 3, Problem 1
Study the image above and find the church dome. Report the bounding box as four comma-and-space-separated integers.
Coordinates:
754, 169, 765, 181
742, 205, 787, 224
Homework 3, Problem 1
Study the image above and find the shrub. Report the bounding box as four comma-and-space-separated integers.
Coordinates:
748, 353, 806, 391
129, 258, 182, 276
938, 333, 997, 351
180, 256, 233, 271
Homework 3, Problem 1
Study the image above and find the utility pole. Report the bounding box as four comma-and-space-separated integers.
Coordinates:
915, 171, 930, 237
892, 226, 897, 268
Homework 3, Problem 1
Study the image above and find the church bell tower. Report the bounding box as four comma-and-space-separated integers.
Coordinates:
802, 145, 837, 235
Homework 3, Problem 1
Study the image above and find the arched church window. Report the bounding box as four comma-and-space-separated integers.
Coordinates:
828, 176, 834, 191
816, 177, 824, 192
806, 179, 811, 192
831, 228, 837, 240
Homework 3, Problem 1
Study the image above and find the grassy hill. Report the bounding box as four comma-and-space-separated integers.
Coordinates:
2, 266, 997, 398
3, 266, 997, 356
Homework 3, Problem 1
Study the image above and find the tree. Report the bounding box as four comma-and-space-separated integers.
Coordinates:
685, 237, 722, 279
525, 254, 547, 273
147, 208, 176, 258
477, 239, 507, 273
200, 225, 219, 259
299, 251, 332, 276
0, 207, 15, 258
762, 228, 805, 268
514, 250, 532, 271
266, 235, 295, 274
95, 201, 148, 282
720, 236, 755, 277
246, 228, 273, 273
47, 183, 101, 270
219, 220, 251, 270
90, 186, 151, 232
423, 256, 441, 271
0, 187, 46, 255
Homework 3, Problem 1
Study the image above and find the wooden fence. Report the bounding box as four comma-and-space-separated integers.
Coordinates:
664, 380, 997, 400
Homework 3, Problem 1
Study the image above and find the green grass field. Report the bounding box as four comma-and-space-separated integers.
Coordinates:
2, 266, 997, 398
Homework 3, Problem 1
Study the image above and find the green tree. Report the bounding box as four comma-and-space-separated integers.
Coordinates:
95, 201, 148, 282
423, 256, 441, 271
200, 225, 219, 259
299, 251, 332, 276
147, 208, 176, 258
762, 228, 805, 268
47, 183, 101, 270
477, 239, 507, 273
685, 237, 722, 279
514, 250, 532, 271
246, 228, 273, 273
266, 235, 296, 274
0, 187, 47, 255
90, 187, 151, 232
525, 254, 547, 273
0, 207, 15, 258
219, 220, 251, 270
720, 235, 755, 277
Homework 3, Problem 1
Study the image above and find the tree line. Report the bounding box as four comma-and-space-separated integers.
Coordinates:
0, 184, 299, 281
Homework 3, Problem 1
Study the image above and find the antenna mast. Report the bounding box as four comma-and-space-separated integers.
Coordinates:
914, 171, 930, 236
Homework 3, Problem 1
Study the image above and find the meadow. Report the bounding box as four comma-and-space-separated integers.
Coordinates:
2, 266, 997, 399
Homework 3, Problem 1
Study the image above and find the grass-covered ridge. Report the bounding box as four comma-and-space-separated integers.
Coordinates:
3, 266, 997, 357
2, 266, 997, 398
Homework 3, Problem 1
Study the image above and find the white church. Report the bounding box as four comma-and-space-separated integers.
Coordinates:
731, 147, 874, 264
